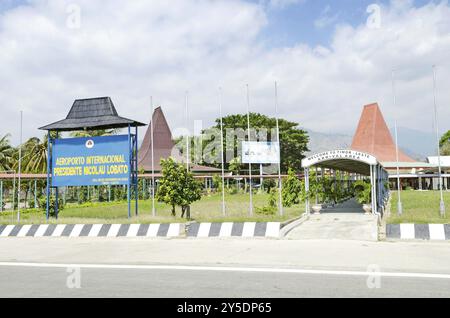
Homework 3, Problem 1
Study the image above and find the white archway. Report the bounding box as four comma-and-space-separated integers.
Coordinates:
301, 150, 389, 216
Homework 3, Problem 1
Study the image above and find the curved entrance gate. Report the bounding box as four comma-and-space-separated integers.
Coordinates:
301, 150, 389, 216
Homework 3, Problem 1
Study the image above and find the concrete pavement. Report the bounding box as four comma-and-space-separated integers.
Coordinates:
286, 213, 379, 241
286, 200, 379, 241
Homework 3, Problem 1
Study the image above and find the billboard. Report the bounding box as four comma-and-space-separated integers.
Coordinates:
242, 142, 280, 164
52, 135, 130, 187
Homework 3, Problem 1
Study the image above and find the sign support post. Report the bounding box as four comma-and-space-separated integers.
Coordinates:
55, 132, 59, 220
135, 126, 139, 216
0, 180, 3, 212
46, 131, 52, 221
128, 124, 131, 219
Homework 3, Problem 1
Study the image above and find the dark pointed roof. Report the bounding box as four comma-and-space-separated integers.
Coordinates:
39, 97, 146, 131
138, 107, 220, 173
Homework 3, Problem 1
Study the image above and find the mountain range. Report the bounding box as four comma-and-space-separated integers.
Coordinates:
306, 127, 438, 162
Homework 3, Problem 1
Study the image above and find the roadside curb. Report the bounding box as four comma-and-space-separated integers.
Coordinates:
386, 224, 450, 241
0, 223, 184, 238
186, 222, 281, 238
280, 214, 309, 238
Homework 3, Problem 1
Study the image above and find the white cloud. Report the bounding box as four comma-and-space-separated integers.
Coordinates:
266, 0, 304, 9
314, 5, 339, 29
0, 0, 449, 149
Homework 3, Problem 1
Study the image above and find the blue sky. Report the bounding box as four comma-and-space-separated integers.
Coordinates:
251, 0, 436, 47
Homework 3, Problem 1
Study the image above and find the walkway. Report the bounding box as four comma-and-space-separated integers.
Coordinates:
286, 199, 379, 241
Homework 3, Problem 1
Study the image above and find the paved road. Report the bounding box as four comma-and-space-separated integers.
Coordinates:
0, 238, 449, 298
1, 264, 450, 298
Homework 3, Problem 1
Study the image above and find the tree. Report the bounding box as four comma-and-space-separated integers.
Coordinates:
156, 158, 202, 219
70, 129, 118, 138
0, 134, 14, 171
20, 136, 48, 174
282, 168, 302, 207
203, 113, 309, 173
440, 130, 450, 148
442, 142, 450, 156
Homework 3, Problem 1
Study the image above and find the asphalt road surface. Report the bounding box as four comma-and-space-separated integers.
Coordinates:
1, 264, 450, 298
0, 238, 449, 298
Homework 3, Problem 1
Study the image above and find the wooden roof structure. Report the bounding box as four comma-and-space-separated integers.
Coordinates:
39, 97, 145, 131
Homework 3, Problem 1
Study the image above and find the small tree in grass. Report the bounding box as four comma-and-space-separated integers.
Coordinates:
282, 168, 302, 207
156, 158, 202, 219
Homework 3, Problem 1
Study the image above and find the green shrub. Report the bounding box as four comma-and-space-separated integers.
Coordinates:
282, 169, 302, 207
39, 195, 65, 217
353, 180, 371, 205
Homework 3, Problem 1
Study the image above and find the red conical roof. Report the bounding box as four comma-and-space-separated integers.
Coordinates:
138, 107, 221, 172
351, 103, 415, 162
138, 107, 181, 171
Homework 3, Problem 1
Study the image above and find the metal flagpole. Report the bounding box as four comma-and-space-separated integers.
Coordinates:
185, 92, 190, 172
392, 70, 403, 215
150, 97, 156, 217
17, 110, 23, 223
432, 65, 446, 217
274, 82, 284, 216
246, 84, 253, 216
219, 87, 226, 216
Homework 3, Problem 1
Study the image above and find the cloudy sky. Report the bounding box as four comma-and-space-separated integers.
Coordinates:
1, 0, 449, 145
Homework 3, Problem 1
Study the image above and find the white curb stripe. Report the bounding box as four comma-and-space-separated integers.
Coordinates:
34, 224, 49, 237
147, 224, 160, 237
107, 224, 121, 237
167, 224, 180, 237
266, 222, 280, 238
429, 224, 446, 241
219, 222, 233, 237
197, 223, 212, 238
88, 224, 102, 237
400, 224, 415, 240
70, 224, 84, 238
52, 225, 66, 237
127, 224, 140, 237
0, 225, 15, 237
242, 222, 256, 237
17, 225, 32, 237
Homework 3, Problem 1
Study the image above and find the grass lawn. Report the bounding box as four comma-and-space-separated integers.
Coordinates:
388, 190, 450, 224
0, 193, 304, 225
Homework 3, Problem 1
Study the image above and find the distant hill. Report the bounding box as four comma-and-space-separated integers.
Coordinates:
305, 130, 352, 155
305, 127, 435, 161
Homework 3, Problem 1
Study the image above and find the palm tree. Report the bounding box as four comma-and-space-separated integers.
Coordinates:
20, 135, 50, 174
0, 134, 15, 171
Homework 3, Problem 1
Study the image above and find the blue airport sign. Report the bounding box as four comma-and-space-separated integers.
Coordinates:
52, 135, 130, 187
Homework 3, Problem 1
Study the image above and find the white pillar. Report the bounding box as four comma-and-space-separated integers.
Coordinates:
305, 168, 310, 215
